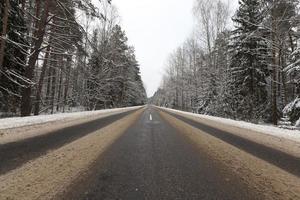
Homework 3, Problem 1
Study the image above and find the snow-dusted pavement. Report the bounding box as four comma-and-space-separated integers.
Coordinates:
157, 107, 300, 200
0, 106, 299, 200
0, 106, 142, 130
0, 106, 142, 145
0, 108, 141, 175
158, 107, 300, 142
0, 108, 144, 200
158, 106, 300, 158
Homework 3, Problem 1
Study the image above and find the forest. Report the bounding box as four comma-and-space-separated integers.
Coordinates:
151, 0, 300, 126
0, 0, 146, 117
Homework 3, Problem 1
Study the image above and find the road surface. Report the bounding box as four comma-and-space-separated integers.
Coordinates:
0, 106, 299, 200
0, 109, 136, 175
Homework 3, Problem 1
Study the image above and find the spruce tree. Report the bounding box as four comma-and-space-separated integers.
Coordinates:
86, 25, 146, 109
229, 0, 269, 121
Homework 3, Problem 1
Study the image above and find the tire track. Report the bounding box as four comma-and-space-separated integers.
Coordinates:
160, 109, 300, 177
0, 109, 138, 175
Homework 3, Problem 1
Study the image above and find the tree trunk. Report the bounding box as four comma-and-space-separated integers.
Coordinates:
272, 44, 278, 125
63, 56, 71, 113
56, 56, 64, 112
34, 44, 51, 115
288, 33, 296, 100
272, 54, 278, 125
21, 0, 50, 116
271, 9, 278, 125
45, 63, 52, 109
0, 0, 10, 73
50, 55, 57, 114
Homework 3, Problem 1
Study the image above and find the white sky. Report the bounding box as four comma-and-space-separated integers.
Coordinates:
111, 0, 239, 97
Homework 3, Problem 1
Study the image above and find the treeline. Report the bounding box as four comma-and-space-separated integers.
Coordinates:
151, 0, 300, 125
0, 0, 146, 117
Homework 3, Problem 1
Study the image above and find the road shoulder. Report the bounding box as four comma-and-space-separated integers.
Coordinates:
158, 107, 300, 158
0, 107, 142, 145
159, 110, 300, 200
0, 109, 144, 200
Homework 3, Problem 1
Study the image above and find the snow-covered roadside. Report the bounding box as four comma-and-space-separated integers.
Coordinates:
0, 106, 143, 145
0, 106, 142, 130
158, 106, 300, 157
160, 111, 300, 200
159, 107, 300, 142
0, 109, 143, 200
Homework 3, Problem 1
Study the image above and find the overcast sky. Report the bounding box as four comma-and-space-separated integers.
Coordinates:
111, 0, 239, 97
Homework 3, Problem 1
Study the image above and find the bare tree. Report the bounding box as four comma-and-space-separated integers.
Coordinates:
21, 0, 51, 116
0, 0, 10, 72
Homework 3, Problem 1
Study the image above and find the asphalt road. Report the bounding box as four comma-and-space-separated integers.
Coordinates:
2, 107, 298, 199
163, 109, 300, 177
0, 109, 136, 175
61, 107, 261, 200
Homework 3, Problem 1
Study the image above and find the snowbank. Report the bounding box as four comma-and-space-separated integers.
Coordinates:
159, 107, 300, 143
0, 106, 142, 130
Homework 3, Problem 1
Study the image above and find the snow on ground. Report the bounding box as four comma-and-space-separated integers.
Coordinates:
159, 107, 300, 143
0, 106, 142, 130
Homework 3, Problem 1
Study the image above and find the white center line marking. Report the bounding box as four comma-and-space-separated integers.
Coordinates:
150, 114, 152, 121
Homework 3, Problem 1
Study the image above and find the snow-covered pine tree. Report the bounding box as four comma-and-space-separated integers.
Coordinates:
211, 31, 232, 117
0, 0, 28, 114
121, 48, 146, 106
274, 0, 300, 125
272, 0, 300, 99
106, 24, 130, 107
86, 25, 146, 110
86, 29, 101, 110
228, 0, 269, 121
